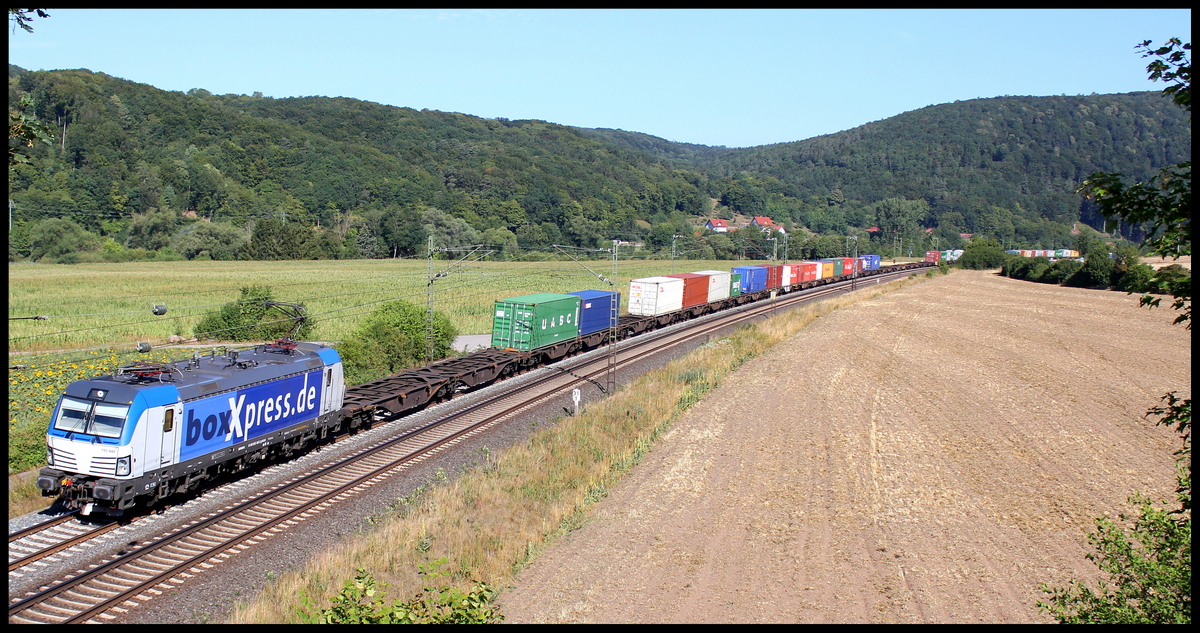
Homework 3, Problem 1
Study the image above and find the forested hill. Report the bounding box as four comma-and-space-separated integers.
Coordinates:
8, 64, 1191, 262
696, 93, 1190, 233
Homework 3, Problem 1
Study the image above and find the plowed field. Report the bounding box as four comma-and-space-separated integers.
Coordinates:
497, 269, 1190, 623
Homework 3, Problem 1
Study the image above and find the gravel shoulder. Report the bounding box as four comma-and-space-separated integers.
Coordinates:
496, 270, 1190, 623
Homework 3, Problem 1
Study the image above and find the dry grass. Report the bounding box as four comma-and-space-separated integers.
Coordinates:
226, 271, 935, 623
8, 473, 47, 520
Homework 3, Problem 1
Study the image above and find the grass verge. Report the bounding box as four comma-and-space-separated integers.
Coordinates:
226, 271, 936, 623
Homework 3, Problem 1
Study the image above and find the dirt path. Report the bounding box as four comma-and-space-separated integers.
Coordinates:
497, 270, 1190, 623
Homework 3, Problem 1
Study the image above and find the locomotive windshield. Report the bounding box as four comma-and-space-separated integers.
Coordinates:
53, 396, 129, 439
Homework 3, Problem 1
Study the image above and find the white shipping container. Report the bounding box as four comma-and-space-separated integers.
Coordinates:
628, 276, 685, 317
691, 270, 732, 303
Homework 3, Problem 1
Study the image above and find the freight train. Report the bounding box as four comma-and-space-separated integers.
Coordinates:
36, 258, 930, 516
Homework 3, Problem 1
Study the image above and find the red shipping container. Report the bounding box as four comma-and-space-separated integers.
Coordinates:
795, 262, 818, 282
665, 273, 710, 308
835, 257, 856, 274
764, 264, 784, 289
781, 264, 799, 286
925, 250, 941, 263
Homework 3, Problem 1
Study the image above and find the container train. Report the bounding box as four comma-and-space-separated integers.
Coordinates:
36, 258, 928, 516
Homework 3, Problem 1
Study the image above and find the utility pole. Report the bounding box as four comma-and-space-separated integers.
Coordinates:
427, 238, 492, 364
767, 236, 777, 261
608, 241, 619, 395
848, 235, 859, 291
556, 243, 620, 395
426, 235, 435, 364
671, 235, 679, 274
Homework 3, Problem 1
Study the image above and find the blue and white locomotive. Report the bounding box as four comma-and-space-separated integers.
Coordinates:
37, 342, 345, 516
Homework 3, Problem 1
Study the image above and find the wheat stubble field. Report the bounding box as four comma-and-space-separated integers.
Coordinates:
497, 269, 1190, 623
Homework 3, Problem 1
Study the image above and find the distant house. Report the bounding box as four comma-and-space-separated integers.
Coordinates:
705, 218, 731, 233
960, 233, 974, 241
750, 216, 786, 234
865, 226, 881, 234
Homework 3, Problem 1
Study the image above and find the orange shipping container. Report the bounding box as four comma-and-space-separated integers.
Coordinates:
664, 273, 710, 308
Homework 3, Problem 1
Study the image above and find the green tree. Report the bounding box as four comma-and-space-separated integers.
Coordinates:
336, 299, 457, 386
422, 206, 480, 253
874, 198, 929, 243
1041, 37, 1191, 625
170, 221, 248, 260
28, 217, 101, 261
193, 286, 315, 342
125, 207, 178, 251
8, 11, 54, 173
954, 237, 1006, 269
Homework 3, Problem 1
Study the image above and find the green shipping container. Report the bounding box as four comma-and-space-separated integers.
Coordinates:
821, 259, 844, 276
491, 292, 582, 351
729, 272, 742, 296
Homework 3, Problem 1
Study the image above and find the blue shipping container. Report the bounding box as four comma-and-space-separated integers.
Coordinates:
567, 290, 621, 336
731, 266, 768, 293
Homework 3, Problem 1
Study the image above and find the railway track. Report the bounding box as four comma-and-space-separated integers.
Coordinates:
7, 514, 125, 573
8, 267, 924, 623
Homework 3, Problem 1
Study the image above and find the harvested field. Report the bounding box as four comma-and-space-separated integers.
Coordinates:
497, 269, 1190, 623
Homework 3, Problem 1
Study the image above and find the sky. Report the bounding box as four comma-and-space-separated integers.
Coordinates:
8, 8, 1192, 148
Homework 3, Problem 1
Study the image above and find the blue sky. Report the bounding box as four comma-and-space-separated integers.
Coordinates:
8, 9, 1192, 148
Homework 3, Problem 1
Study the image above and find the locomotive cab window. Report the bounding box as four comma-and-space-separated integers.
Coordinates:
52, 397, 130, 439
163, 409, 174, 432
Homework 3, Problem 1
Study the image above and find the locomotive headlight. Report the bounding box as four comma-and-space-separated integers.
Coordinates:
116, 456, 131, 476
46, 449, 53, 466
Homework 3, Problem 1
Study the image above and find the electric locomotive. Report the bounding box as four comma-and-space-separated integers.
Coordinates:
36, 342, 345, 516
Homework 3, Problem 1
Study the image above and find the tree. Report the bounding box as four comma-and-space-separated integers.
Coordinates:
170, 221, 248, 260
422, 206, 480, 253
193, 286, 315, 342
336, 300, 458, 386
1041, 38, 1191, 625
28, 218, 101, 261
1079, 38, 1190, 328
9, 8, 50, 33
954, 237, 1006, 269
8, 11, 54, 174
874, 198, 928, 243
125, 207, 179, 251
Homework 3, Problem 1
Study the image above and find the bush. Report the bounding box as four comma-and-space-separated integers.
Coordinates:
337, 299, 458, 386
1113, 262, 1157, 293
295, 561, 503, 624
956, 238, 1007, 270
1039, 259, 1083, 285
1066, 254, 1116, 288
1003, 256, 1051, 281
1153, 264, 1191, 295
193, 286, 316, 342
29, 218, 101, 261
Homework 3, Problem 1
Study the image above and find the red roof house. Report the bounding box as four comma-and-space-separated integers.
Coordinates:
705, 218, 731, 233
